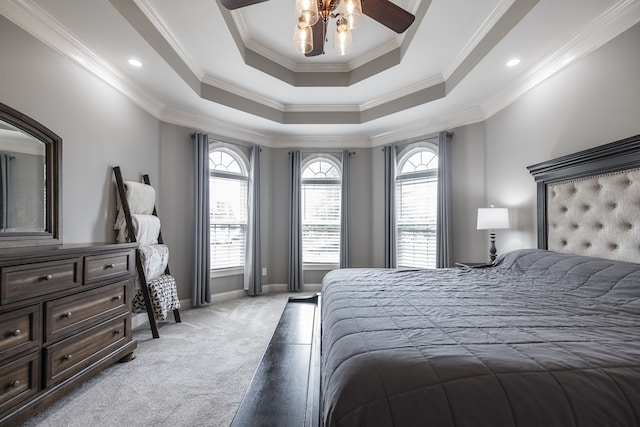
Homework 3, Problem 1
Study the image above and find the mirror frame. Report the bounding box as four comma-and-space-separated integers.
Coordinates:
0, 102, 61, 247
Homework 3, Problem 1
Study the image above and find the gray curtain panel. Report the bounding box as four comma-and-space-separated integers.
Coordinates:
340, 150, 351, 268
383, 145, 397, 268
0, 154, 10, 231
244, 146, 262, 296
436, 131, 454, 268
191, 132, 211, 306
288, 150, 304, 291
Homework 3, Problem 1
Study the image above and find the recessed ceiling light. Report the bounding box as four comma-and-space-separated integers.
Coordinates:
506, 58, 521, 67
128, 58, 142, 67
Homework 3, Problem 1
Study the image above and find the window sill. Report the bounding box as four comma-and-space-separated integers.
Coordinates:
304, 263, 339, 271
211, 267, 244, 278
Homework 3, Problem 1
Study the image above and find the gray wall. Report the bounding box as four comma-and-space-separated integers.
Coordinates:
482, 21, 640, 254
3, 13, 640, 301
157, 122, 194, 300
450, 123, 487, 263
0, 16, 160, 246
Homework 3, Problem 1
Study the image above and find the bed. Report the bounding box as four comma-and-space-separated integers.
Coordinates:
320, 134, 640, 427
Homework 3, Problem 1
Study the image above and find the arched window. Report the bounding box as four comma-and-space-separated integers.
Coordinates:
209, 146, 248, 270
396, 145, 439, 268
301, 157, 341, 264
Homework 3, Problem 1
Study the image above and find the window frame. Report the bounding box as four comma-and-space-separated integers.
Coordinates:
208, 144, 249, 276
300, 155, 342, 269
395, 142, 439, 269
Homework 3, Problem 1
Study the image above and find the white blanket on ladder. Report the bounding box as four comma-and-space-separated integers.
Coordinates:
114, 180, 156, 231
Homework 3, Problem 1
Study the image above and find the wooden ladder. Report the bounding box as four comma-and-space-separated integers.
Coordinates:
113, 166, 181, 338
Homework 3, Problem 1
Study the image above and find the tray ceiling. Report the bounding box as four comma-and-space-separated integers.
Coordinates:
1, 0, 639, 146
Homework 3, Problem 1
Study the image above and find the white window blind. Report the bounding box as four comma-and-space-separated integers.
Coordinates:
209, 148, 248, 270
301, 158, 341, 264
302, 182, 341, 263
396, 146, 438, 269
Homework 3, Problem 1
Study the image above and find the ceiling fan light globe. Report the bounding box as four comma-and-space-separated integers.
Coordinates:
293, 23, 314, 54
295, 0, 319, 26
333, 21, 352, 55
340, 0, 362, 29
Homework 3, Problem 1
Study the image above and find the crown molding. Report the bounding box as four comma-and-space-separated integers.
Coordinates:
360, 74, 444, 111
232, 10, 300, 72
345, 38, 402, 70
281, 104, 361, 112
0, 0, 165, 118
161, 107, 275, 146
369, 106, 486, 146
482, 0, 640, 120
443, 0, 515, 80
270, 134, 372, 148
134, 0, 205, 79
201, 74, 285, 111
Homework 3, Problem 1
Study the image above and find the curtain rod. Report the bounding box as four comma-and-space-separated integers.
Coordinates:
289, 150, 356, 156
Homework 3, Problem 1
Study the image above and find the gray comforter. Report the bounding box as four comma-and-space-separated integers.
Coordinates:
321, 249, 640, 427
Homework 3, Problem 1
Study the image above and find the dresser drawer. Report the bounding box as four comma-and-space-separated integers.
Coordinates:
84, 251, 133, 285
0, 351, 39, 415
1, 258, 82, 305
44, 315, 130, 387
0, 305, 40, 362
45, 280, 130, 343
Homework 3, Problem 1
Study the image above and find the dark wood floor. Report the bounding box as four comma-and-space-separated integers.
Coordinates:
230, 294, 320, 427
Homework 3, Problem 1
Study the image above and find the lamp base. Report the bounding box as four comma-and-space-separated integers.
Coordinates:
488, 232, 497, 263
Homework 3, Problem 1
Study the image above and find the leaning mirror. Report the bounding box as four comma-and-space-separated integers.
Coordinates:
0, 102, 61, 247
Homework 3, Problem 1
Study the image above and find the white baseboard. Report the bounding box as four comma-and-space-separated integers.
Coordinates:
132, 283, 322, 331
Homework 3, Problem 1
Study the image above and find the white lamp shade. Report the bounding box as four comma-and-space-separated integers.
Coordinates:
477, 207, 509, 230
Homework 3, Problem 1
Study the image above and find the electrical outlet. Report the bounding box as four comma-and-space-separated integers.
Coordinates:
262, 267, 267, 276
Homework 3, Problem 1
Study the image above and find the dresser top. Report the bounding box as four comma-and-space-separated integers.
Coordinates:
0, 242, 138, 264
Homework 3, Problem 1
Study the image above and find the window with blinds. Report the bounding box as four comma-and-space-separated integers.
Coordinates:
209, 148, 248, 270
396, 147, 438, 268
301, 158, 341, 264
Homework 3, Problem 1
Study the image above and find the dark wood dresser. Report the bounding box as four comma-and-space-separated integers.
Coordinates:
0, 243, 138, 426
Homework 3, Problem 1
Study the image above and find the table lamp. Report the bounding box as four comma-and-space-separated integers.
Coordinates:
477, 206, 509, 263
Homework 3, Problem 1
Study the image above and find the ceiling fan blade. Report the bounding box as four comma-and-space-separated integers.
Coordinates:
362, 0, 415, 33
305, 20, 327, 57
218, 0, 269, 10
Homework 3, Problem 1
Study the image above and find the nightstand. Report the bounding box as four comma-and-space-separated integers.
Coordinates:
455, 262, 494, 268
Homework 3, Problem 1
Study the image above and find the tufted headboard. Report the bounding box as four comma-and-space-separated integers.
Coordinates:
528, 134, 640, 263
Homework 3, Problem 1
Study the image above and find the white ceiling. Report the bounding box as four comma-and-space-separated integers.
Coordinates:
2, 0, 639, 147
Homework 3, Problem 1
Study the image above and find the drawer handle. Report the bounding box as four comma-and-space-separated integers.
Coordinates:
114, 295, 122, 301
63, 312, 73, 319
12, 329, 21, 337
10, 380, 20, 389
64, 354, 73, 361
42, 274, 53, 281
105, 263, 116, 269
114, 329, 122, 335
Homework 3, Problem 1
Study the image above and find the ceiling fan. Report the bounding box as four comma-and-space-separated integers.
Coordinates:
219, 0, 415, 57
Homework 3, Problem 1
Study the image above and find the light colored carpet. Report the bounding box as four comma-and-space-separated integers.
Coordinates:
21, 292, 300, 427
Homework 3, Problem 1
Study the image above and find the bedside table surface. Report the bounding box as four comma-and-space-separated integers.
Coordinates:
455, 262, 494, 268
